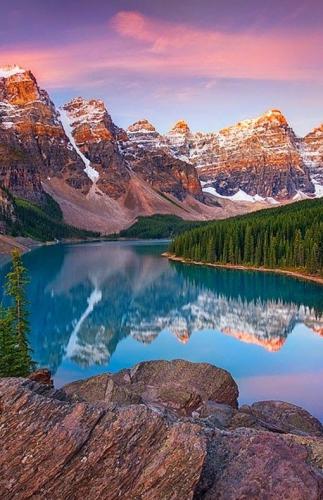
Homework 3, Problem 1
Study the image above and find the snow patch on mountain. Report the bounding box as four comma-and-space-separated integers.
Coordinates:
0, 65, 26, 78
59, 108, 99, 183
312, 180, 323, 198
66, 98, 106, 129
203, 186, 279, 204
125, 108, 323, 201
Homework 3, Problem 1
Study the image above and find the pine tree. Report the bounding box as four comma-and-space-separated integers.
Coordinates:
206, 236, 215, 262
243, 225, 254, 264
168, 198, 323, 276
307, 243, 319, 274
0, 306, 13, 376
4, 250, 34, 376
0, 304, 24, 377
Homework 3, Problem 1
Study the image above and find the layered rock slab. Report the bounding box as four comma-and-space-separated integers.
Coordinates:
195, 428, 322, 499
64, 359, 239, 414
238, 400, 323, 437
0, 360, 323, 499
0, 378, 206, 499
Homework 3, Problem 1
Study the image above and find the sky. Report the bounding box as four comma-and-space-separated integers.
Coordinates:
1, 0, 323, 135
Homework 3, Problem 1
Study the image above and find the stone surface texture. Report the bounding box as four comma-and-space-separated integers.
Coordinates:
0, 360, 322, 499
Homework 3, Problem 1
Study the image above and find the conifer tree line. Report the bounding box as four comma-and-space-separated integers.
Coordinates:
169, 199, 323, 276
0, 250, 34, 377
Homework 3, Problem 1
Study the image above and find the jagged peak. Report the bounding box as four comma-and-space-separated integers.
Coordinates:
61, 97, 118, 142
306, 123, 323, 136
169, 120, 191, 134
62, 98, 108, 125
239, 109, 287, 127
259, 108, 288, 125
0, 64, 27, 78
63, 97, 106, 111
220, 109, 288, 135
127, 119, 157, 134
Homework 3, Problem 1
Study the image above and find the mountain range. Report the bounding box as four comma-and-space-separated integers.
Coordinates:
0, 64, 322, 236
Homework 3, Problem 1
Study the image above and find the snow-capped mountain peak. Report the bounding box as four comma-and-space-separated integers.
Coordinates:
125, 108, 323, 200
168, 120, 191, 135
127, 119, 157, 134
0, 65, 26, 78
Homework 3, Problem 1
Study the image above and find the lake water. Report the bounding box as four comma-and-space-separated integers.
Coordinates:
1, 240, 323, 420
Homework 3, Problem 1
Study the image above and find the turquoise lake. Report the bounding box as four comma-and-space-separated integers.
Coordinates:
1, 240, 323, 420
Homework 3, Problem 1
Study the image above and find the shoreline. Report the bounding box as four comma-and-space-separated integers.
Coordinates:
163, 252, 323, 286
0, 235, 102, 263
0, 235, 170, 262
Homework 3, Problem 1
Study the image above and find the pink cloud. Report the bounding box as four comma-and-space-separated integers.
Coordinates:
1, 10, 322, 90
110, 11, 323, 81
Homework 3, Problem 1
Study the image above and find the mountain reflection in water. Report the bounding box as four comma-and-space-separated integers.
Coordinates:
0, 240, 322, 418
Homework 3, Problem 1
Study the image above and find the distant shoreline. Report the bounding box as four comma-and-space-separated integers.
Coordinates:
0, 235, 170, 262
163, 252, 323, 286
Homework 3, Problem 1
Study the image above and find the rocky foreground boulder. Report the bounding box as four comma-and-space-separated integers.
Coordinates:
0, 360, 322, 499
64, 359, 239, 414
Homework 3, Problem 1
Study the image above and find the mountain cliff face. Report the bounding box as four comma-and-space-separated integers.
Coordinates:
0, 185, 15, 232
122, 119, 203, 201
302, 124, 323, 196
196, 110, 313, 200
121, 144, 203, 202
126, 110, 320, 201
62, 100, 203, 202
0, 65, 90, 203
0, 66, 215, 234
1, 64, 322, 236
61, 98, 130, 199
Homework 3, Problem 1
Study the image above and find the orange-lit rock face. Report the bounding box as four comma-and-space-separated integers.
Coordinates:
73, 123, 113, 144
126, 149, 203, 201
0, 67, 90, 202
170, 120, 191, 135
302, 124, 323, 188
173, 164, 202, 198
15, 120, 65, 138
222, 327, 286, 352
126, 109, 318, 200
64, 98, 115, 144
0, 70, 39, 105
197, 109, 313, 199
63, 97, 130, 199
64, 99, 204, 202
128, 119, 157, 134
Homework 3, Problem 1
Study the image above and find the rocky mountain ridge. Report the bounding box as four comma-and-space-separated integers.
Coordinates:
1, 65, 231, 234
126, 109, 323, 201
0, 65, 90, 204
1, 64, 323, 235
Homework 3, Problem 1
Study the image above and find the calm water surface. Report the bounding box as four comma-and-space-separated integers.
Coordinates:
1, 240, 323, 420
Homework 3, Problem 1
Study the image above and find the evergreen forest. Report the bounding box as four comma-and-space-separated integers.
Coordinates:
169, 199, 323, 276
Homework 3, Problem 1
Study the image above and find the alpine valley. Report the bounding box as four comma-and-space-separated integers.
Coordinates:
0, 64, 323, 243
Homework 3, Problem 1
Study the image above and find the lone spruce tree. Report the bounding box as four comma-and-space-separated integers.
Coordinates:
0, 305, 17, 376
0, 250, 34, 377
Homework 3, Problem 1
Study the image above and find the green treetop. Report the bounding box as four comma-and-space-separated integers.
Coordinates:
0, 250, 34, 377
